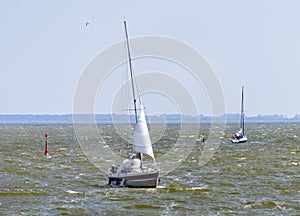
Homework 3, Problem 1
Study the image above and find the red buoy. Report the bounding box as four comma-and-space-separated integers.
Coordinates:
44, 133, 49, 156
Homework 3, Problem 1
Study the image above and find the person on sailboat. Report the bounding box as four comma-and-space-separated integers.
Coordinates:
235, 129, 243, 139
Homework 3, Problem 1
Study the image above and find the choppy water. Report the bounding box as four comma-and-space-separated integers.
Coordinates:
1, 122, 299, 215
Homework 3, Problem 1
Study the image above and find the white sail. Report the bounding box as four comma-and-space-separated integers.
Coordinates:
133, 107, 155, 160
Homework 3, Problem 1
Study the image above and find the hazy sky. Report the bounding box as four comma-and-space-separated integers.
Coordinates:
1, 0, 299, 116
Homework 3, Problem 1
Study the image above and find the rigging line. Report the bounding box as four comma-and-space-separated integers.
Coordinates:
124, 20, 138, 123
122, 40, 129, 117
133, 72, 142, 105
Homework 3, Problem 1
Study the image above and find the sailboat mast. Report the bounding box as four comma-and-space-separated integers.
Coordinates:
241, 86, 245, 135
124, 20, 138, 124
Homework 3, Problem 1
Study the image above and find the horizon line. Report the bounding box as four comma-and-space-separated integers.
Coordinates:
0, 113, 299, 117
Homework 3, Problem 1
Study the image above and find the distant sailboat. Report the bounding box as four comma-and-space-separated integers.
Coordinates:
231, 87, 248, 143
107, 20, 160, 188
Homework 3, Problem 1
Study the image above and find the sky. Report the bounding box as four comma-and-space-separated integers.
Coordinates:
1, 0, 299, 116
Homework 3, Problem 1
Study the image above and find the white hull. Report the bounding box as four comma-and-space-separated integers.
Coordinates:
230, 136, 248, 143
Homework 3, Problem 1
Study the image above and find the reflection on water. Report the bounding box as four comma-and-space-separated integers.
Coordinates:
1, 122, 299, 215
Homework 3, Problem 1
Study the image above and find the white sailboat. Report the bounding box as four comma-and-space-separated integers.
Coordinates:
231, 86, 248, 143
107, 21, 160, 188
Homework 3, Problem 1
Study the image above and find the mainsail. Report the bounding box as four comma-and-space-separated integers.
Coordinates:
133, 106, 155, 160
240, 86, 245, 135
